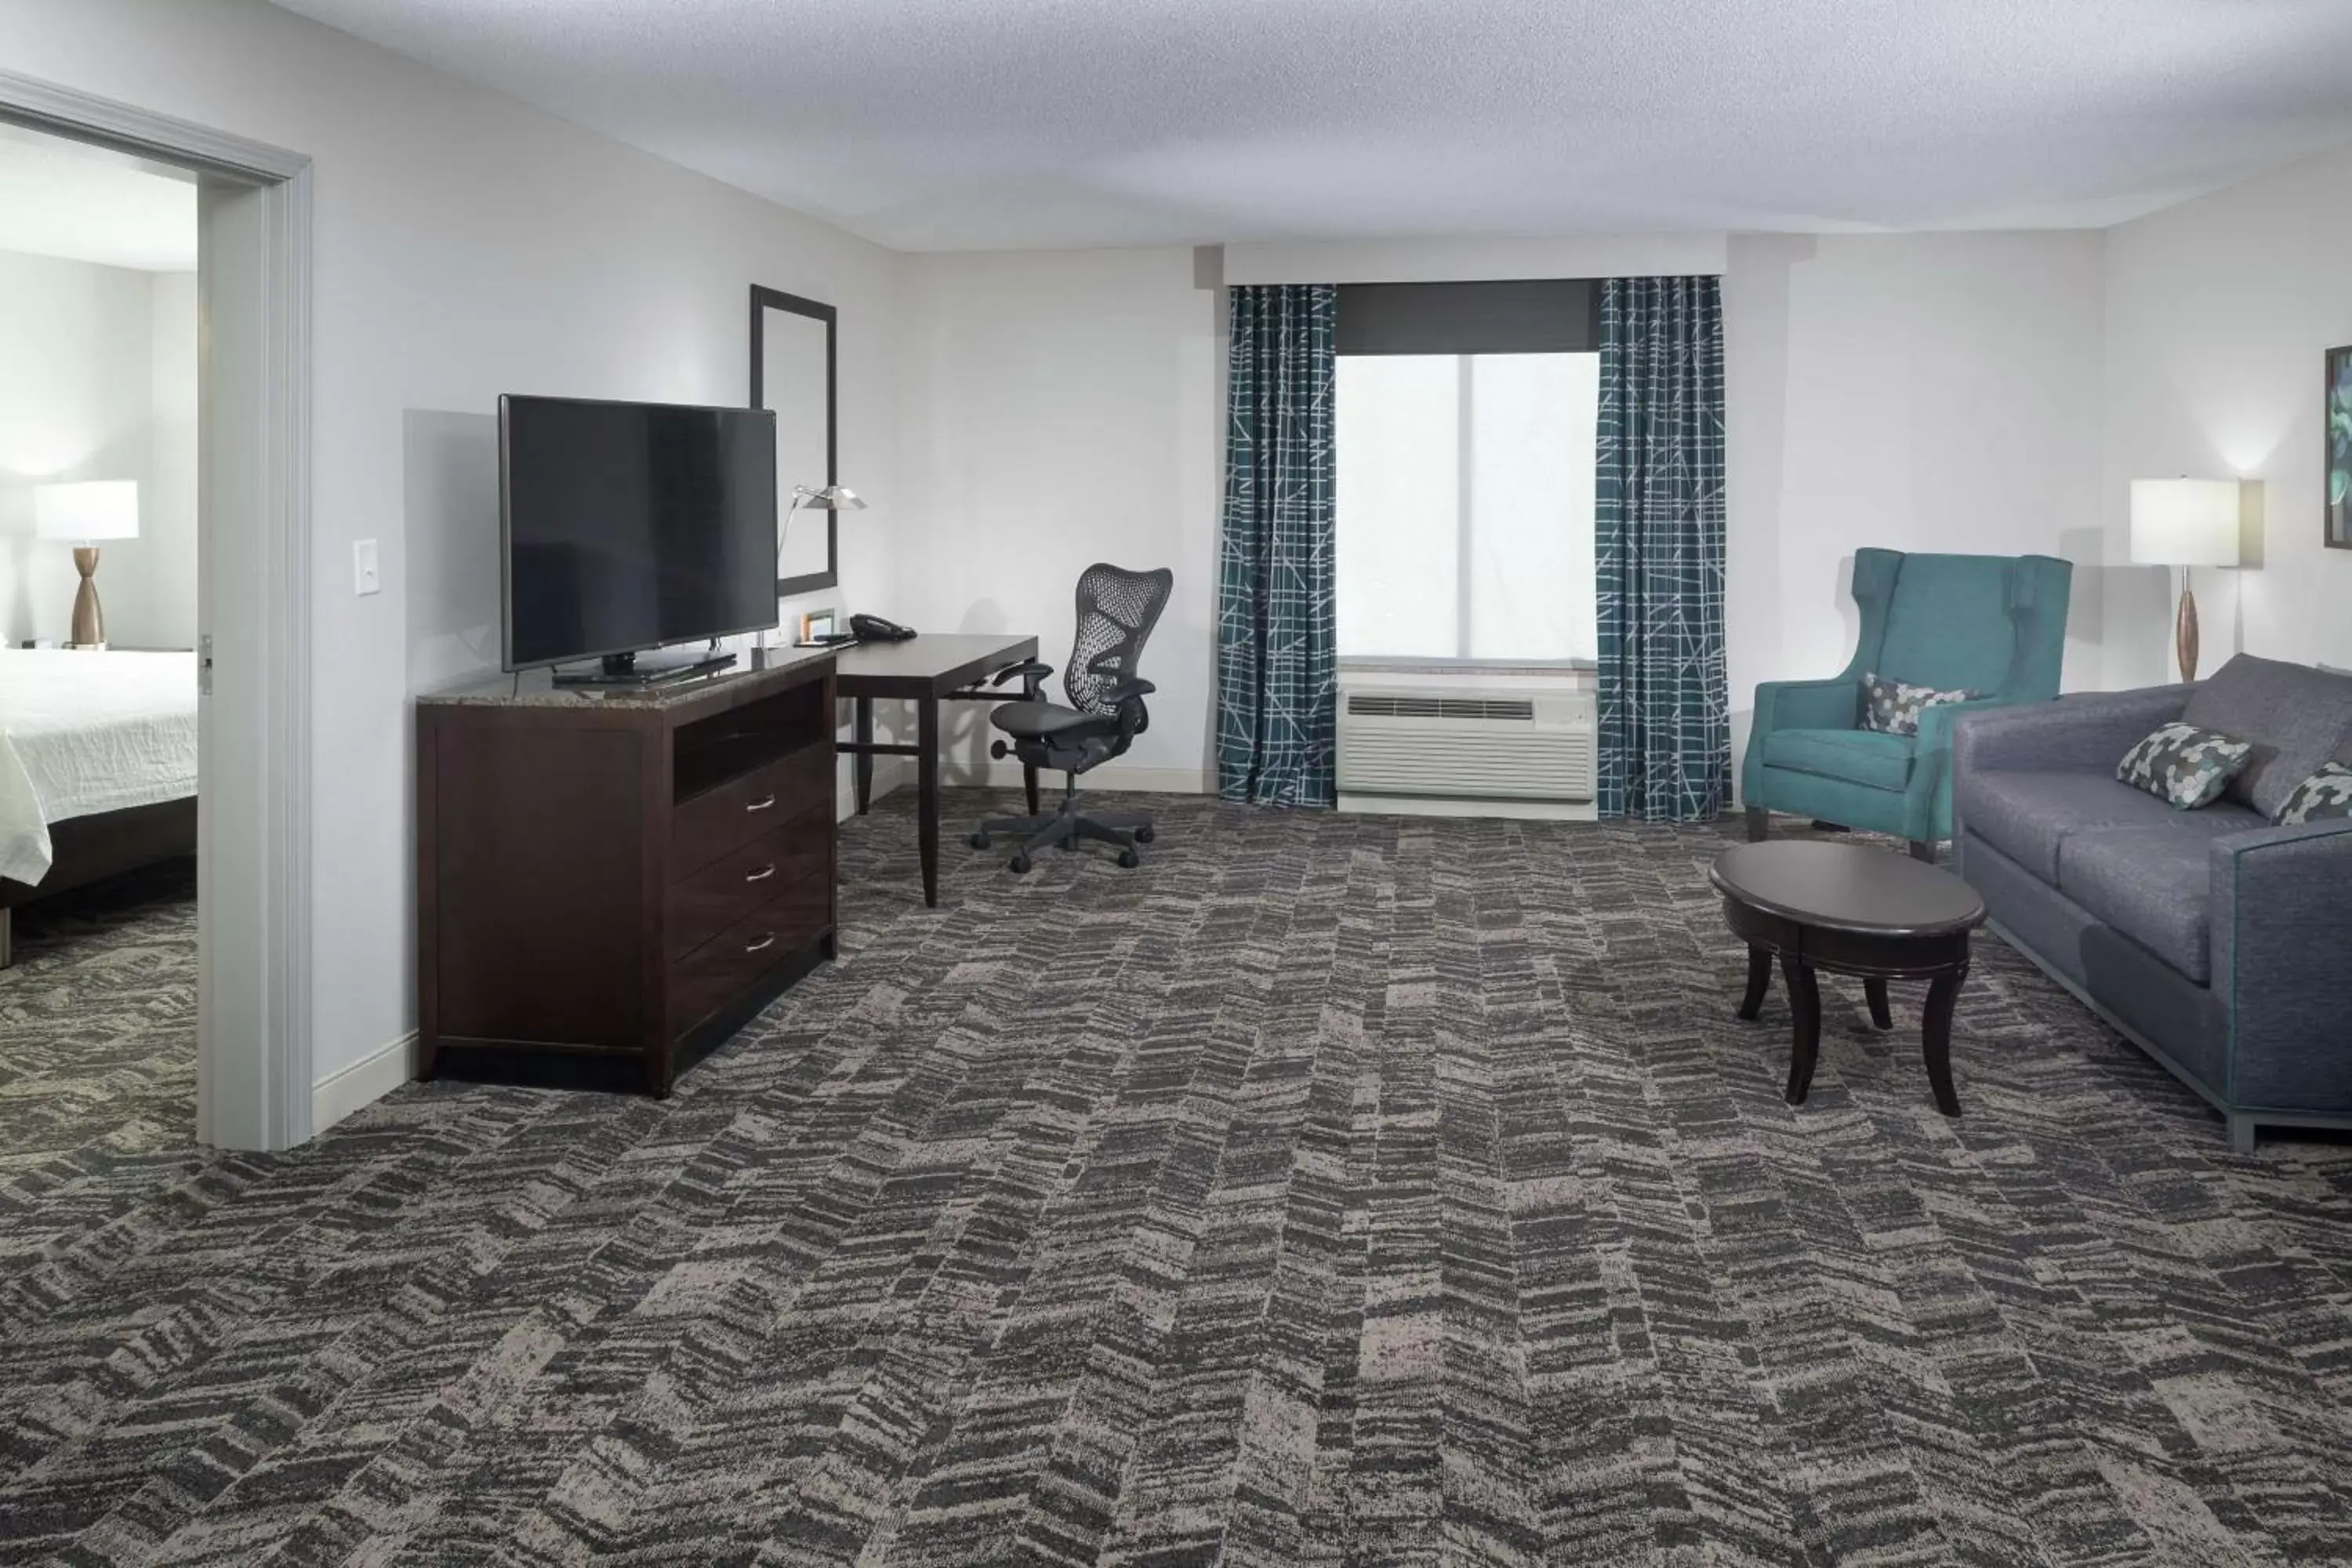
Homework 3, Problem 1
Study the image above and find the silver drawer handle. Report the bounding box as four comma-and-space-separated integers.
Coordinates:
745, 863, 777, 884
746, 793, 778, 813
745, 933, 777, 954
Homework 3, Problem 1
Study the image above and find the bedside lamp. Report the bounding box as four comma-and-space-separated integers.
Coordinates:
2130, 478, 2245, 682
35, 480, 140, 651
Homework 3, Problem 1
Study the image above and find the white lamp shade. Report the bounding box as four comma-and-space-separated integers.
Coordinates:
34, 480, 140, 543
2129, 478, 2240, 568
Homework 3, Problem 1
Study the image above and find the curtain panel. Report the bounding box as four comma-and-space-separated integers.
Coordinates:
1216, 284, 1338, 807
1595, 275, 1731, 821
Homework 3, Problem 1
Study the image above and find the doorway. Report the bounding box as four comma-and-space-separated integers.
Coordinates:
0, 66, 314, 1152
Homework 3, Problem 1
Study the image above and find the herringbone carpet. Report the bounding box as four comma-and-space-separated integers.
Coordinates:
3, 796, 2350, 1566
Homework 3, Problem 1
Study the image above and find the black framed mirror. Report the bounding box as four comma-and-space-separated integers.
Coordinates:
750, 285, 838, 596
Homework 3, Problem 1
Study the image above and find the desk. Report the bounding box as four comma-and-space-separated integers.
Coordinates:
835, 633, 1040, 906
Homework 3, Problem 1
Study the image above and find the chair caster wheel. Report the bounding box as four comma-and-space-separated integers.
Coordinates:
1134, 826, 1156, 844
1116, 848, 1141, 869
1009, 853, 1033, 874
968, 831, 990, 849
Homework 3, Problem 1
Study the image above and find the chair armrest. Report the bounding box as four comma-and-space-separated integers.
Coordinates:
1951, 684, 2191, 775
1753, 677, 1858, 735
1106, 677, 1156, 739
992, 659, 1055, 689
2210, 819, 2352, 1089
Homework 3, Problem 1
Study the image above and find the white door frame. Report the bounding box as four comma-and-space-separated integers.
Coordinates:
0, 68, 315, 1152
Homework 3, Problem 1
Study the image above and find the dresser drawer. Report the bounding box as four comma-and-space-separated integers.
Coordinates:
666, 869, 831, 1040
669, 805, 832, 961
672, 741, 831, 880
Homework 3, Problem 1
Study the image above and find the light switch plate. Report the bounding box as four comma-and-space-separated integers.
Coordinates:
353, 539, 380, 597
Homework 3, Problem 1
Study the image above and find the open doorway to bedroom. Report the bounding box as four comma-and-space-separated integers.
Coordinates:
0, 124, 201, 1164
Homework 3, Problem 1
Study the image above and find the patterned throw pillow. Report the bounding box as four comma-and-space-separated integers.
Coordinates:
2116, 723, 2257, 810
1860, 671, 1977, 738
2274, 761, 2352, 825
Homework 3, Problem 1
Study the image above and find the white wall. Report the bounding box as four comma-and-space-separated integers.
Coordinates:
0, 248, 196, 648
2102, 143, 2352, 685
11, 0, 905, 1090
897, 245, 1221, 788
137, 271, 199, 650
1724, 231, 2109, 779
893, 232, 2117, 799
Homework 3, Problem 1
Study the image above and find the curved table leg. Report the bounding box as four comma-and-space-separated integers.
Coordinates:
1864, 976, 1893, 1031
1781, 955, 1821, 1105
1738, 946, 1773, 1021
1922, 964, 1966, 1116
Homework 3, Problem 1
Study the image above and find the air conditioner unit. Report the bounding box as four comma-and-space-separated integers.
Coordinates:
1336, 667, 1598, 820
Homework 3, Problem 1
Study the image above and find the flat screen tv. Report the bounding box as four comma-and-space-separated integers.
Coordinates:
499, 394, 779, 675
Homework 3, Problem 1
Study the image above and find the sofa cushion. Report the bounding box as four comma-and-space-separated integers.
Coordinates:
1955, 768, 2264, 884
2180, 654, 2352, 818
2276, 761, 2352, 825
2116, 722, 2256, 810
1761, 728, 1915, 793
1860, 671, 1978, 738
2058, 826, 2230, 984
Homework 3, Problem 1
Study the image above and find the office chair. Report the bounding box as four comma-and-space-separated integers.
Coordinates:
968, 563, 1174, 873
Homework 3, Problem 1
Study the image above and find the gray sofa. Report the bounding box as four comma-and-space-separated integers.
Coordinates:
1951, 655, 2352, 1150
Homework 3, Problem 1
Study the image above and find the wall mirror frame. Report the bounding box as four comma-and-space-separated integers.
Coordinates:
750, 285, 839, 596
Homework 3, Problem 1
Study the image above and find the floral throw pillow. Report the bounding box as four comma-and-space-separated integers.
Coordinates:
2274, 761, 2352, 825
1860, 671, 1977, 738
2116, 722, 2257, 810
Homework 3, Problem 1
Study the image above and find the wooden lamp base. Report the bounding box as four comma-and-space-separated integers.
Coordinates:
67, 546, 107, 651
2175, 574, 2200, 684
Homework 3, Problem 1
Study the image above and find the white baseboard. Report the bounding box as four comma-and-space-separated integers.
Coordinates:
864, 760, 1210, 797
838, 756, 917, 819
1337, 793, 1599, 822
965, 762, 1210, 794
313, 1030, 415, 1134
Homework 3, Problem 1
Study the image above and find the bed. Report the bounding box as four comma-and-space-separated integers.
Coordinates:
0, 648, 199, 965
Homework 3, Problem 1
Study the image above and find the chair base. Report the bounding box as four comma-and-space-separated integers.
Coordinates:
972, 786, 1155, 873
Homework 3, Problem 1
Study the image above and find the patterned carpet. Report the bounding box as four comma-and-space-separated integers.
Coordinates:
2, 796, 2350, 1566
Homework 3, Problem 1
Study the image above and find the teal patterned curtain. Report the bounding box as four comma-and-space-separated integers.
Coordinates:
1595, 276, 1730, 821
1217, 285, 1338, 807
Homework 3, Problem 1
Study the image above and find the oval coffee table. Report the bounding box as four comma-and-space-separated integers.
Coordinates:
1709, 841, 1987, 1116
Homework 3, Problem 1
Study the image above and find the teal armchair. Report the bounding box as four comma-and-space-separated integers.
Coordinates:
1743, 549, 2072, 858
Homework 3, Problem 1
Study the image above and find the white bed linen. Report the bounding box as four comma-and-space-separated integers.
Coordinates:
0, 649, 198, 885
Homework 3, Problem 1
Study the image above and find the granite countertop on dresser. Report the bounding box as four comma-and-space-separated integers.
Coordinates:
417, 644, 836, 710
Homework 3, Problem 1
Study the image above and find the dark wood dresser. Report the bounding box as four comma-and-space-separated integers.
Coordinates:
416, 648, 837, 1096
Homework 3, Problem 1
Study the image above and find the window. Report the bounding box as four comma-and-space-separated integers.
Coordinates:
1335, 350, 1599, 662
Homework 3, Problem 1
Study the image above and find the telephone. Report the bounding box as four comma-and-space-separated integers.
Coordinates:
849, 612, 917, 643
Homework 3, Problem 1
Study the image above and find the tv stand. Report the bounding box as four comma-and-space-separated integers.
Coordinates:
416, 652, 837, 1097
553, 647, 737, 688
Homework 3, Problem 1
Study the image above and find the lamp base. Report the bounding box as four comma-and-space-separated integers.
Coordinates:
2175, 577, 2200, 684
69, 546, 107, 650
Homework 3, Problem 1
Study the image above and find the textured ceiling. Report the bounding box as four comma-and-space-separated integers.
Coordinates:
266, 0, 2352, 252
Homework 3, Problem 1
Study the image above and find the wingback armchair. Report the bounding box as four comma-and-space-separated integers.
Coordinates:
1743, 549, 2072, 858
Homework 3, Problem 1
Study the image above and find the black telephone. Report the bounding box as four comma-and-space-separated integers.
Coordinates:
849, 612, 917, 643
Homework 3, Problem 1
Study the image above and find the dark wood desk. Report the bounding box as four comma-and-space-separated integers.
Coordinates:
835, 633, 1040, 906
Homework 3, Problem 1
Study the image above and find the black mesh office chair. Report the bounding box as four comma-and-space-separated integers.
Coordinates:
968, 564, 1174, 873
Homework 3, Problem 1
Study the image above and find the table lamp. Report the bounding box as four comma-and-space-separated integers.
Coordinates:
35, 480, 140, 650
2129, 478, 2243, 682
